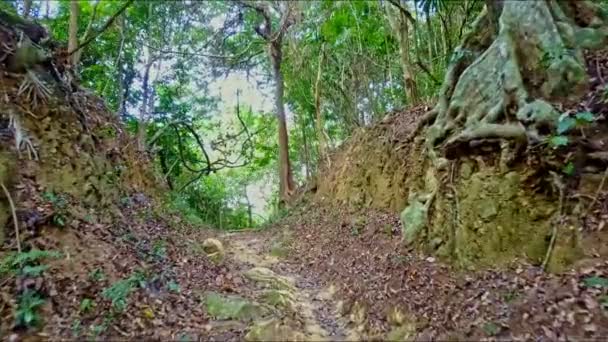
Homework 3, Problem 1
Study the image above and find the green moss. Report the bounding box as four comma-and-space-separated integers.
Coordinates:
245, 319, 305, 342
203, 292, 268, 321
259, 290, 295, 311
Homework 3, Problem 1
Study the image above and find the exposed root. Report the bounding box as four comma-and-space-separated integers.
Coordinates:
8, 109, 39, 160
1, 181, 21, 253
17, 70, 51, 108
423, 1, 607, 160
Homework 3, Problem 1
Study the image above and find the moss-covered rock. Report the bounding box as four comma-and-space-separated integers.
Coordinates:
245, 319, 306, 342
259, 289, 296, 311
400, 193, 432, 244
204, 292, 268, 321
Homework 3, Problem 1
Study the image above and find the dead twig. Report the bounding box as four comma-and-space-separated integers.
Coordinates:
1, 181, 21, 253
542, 172, 565, 271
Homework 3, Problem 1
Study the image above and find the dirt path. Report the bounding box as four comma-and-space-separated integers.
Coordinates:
213, 231, 358, 341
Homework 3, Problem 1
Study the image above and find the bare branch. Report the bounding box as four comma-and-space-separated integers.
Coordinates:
68, 0, 134, 56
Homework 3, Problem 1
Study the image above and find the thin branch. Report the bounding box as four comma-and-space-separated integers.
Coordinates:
416, 59, 441, 85
1, 182, 20, 253
68, 0, 134, 56
387, 0, 416, 24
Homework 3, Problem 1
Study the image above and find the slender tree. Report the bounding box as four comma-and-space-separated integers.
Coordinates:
238, 1, 297, 203
68, 1, 79, 66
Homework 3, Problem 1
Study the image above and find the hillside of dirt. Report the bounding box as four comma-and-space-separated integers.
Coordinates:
315, 48, 608, 272
0, 16, 250, 341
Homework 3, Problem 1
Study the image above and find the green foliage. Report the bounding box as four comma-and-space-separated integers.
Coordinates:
582, 276, 608, 288
43, 191, 68, 227
16, 290, 45, 328
152, 239, 167, 260
0, 249, 61, 277
562, 162, 575, 176
549, 135, 569, 149
79, 298, 96, 314
102, 271, 146, 312
482, 322, 501, 336
89, 268, 106, 282
168, 280, 181, 293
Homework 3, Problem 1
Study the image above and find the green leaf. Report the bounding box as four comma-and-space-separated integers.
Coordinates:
562, 162, 575, 176
21, 265, 49, 277
549, 136, 569, 148
575, 111, 594, 123
583, 276, 608, 288
168, 281, 181, 293
557, 116, 576, 134
482, 322, 500, 336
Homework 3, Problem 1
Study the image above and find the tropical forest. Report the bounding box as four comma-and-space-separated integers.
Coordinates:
1, 0, 608, 340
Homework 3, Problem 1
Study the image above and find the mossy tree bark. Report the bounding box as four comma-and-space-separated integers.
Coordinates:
423, 0, 608, 161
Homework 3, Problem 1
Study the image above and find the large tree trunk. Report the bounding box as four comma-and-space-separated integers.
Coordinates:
270, 41, 295, 203
68, 1, 79, 66
423, 0, 608, 161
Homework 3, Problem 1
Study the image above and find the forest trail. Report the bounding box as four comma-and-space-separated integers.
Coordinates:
216, 231, 358, 341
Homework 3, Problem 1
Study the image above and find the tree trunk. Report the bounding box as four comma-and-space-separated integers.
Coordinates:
423, 0, 608, 160
301, 119, 311, 180
385, 3, 419, 105
314, 43, 327, 161
68, 1, 79, 66
137, 56, 154, 152
269, 41, 295, 203
23, 0, 32, 19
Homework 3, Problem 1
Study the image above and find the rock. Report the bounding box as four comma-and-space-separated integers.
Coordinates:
400, 193, 429, 244
202, 238, 224, 263
245, 319, 306, 342
244, 267, 295, 291
204, 292, 268, 321
516, 99, 560, 128
259, 289, 296, 311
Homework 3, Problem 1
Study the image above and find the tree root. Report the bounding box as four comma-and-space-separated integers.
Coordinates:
8, 109, 39, 160
421, 0, 607, 160
17, 70, 51, 108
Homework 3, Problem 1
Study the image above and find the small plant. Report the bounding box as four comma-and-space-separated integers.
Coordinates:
152, 240, 167, 260
549, 111, 595, 149
89, 268, 106, 282
582, 276, 608, 288
15, 290, 45, 328
562, 162, 575, 176
79, 298, 96, 314
71, 319, 82, 336
0, 249, 61, 277
502, 290, 519, 303
168, 280, 181, 293
482, 321, 501, 336
102, 271, 146, 311
42, 191, 69, 227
